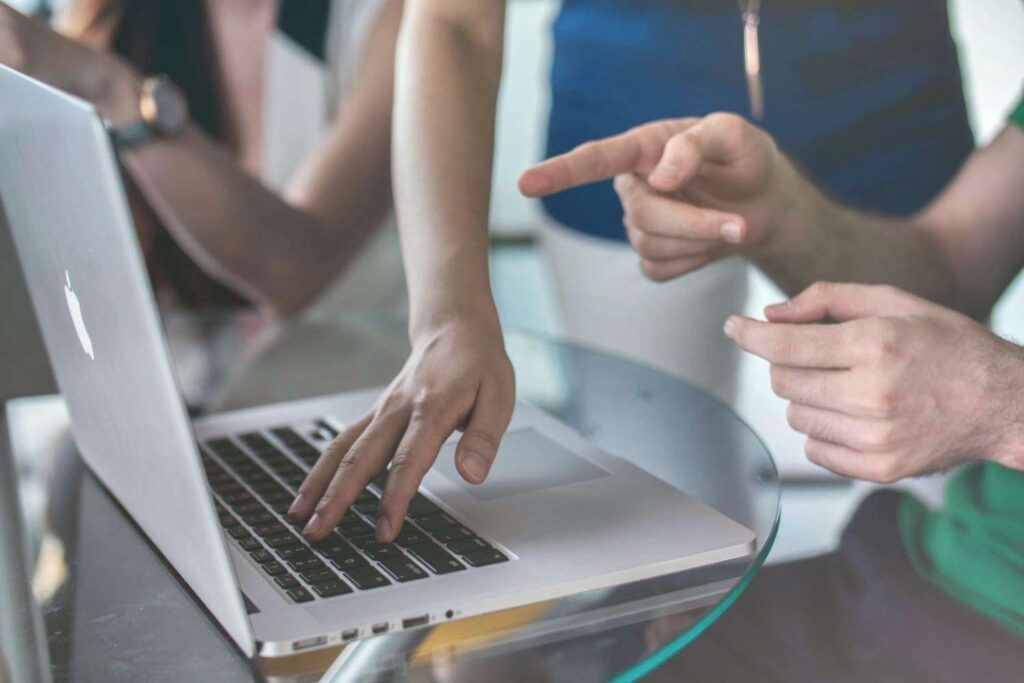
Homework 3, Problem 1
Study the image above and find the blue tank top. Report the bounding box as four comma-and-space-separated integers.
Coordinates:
542, 0, 974, 241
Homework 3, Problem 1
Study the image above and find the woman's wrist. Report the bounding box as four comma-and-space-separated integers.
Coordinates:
409, 289, 502, 347
91, 59, 143, 127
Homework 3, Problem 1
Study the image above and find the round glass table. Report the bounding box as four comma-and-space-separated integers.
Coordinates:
1, 313, 779, 683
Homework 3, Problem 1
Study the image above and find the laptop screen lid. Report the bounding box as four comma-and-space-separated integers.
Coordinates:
0, 66, 254, 656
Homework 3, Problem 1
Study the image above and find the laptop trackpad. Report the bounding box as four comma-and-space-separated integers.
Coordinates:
433, 429, 608, 501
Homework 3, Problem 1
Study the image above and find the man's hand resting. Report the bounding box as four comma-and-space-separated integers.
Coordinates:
725, 282, 1024, 482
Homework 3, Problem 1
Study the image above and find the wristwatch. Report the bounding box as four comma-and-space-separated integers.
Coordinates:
109, 75, 189, 150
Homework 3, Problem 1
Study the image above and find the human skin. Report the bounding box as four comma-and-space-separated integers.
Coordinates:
520, 114, 1024, 479
0, 0, 401, 316
290, 1, 516, 542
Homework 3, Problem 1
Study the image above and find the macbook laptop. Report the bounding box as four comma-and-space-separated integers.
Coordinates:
0, 65, 755, 658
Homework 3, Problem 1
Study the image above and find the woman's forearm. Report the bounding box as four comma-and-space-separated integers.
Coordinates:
393, 2, 506, 338
120, 126, 383, 316
117, 1, 401, 317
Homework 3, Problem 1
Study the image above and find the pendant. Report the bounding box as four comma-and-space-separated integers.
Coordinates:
743, 10, 764, 120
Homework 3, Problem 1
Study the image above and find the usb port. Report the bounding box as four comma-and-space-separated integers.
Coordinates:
402, 615, 430, 629
372, 622, 390, 635
340, 628, 358, 642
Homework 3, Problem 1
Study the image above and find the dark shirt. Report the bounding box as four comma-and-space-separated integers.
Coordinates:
543, 0, 974, 241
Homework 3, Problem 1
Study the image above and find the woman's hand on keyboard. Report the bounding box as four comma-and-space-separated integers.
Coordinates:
288, 316, 515, 542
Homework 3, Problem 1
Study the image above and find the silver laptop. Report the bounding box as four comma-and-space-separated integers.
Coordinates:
0, 65, 755, 658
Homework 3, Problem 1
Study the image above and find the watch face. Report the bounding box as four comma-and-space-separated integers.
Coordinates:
141, 77, 188, 136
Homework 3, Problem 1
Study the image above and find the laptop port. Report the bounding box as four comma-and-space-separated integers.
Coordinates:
341, 628, 358, 642
372, 622, 390, 635
402, 615, 430, 629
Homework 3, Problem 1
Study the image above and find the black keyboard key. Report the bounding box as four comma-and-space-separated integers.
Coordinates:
263, 490, 293, 504
395, 527, 429, 547
235, 502, 264, 515
360, 542, 402, 561
249, 479, 283, 494
311, 537, 355, 558
291, 443, 321, 458
283, 473, 307, 487
239, 538, 262, 552
353, 498, 379, 515
240, 432, 271, 448
231, 462, 263, 477
315, 420, 339, 438
271, 427, 305, 445
252, 523, 287, 538
227, 526, 250, 540
213, 481, 244, 496
250, 549, 274, 564
432, 525, 475, 544
345, 566, 390, 590
338, 519, 374, 538
300, 568, 335, 585
223, 492, 256, 507
262, 561, 288, 576
462, 548, 508, 567
351, 536, 380, 550
266, 533, 302, 549
274, 575, 299, 590
378, 556, 428, 583
288, 557, 327, 573
330, 555, 369, 572
446, 537, 491, 555
406, 494, 441, 519
241, 512, 276, 526
276, 546, 314, 562
218, 513, 237, 527
370, 471, 389, 491
206, 438, 235, 453
287, 587, 313, 603
416, 513, 457, 532
311, 579, 353, 598
407, 542, 465, 574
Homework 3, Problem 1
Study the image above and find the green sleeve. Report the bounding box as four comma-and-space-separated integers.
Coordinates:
1011, 94, 1024, 130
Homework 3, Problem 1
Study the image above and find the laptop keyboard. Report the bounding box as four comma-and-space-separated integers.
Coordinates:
201, 421, 508, 604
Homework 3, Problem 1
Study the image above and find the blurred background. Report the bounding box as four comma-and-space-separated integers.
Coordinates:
2, 0, 1023, 561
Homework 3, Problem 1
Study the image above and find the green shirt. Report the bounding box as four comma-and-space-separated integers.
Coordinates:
899, 94, 1024, 637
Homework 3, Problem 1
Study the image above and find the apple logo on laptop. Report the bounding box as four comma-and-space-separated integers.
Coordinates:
64, 270, 94, 360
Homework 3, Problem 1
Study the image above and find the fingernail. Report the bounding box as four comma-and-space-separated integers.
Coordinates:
650, 163, 681, 185
376, 516, 392, 543
287, 493, 306, 518
723, 316, 739, 338
764, 301, 789, 315
302, 513, 321, 538
461, 454, 489, 484
720, 221, 743, 244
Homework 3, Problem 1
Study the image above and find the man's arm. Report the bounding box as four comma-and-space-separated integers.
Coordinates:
289, 1, 517, 543
521, 114, 1024, 320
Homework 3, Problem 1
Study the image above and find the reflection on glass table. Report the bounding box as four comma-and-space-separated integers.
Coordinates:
1, 314, 779, 683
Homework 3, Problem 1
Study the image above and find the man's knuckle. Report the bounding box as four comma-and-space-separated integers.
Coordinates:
871, 460, 903, 485
807, 281, 833, 299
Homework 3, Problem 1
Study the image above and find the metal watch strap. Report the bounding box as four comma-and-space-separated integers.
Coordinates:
109, 121, 156, 150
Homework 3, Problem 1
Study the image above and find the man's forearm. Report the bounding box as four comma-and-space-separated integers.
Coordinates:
393, 3, 505, 338
751, 160, 961, 312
